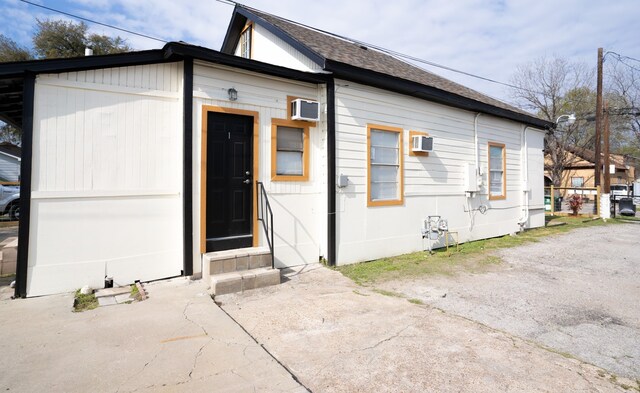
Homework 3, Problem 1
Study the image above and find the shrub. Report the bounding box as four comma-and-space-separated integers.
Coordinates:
568, 194, 583, 215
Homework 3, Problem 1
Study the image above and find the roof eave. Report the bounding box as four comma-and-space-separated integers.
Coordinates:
164, 42, 330, 84
220, 5, 248, 54
0, 50, 167, 79
0, 150, 20, 160
325, 60, 553, 129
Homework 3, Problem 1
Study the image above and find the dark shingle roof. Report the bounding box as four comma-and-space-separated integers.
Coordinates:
241, 7, 543, 122
566, 145, 626, 170
0, 142, 20, 159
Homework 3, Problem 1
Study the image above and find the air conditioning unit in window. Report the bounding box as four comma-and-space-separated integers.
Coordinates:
291, 98, 320, 121
412, 135, 434, 153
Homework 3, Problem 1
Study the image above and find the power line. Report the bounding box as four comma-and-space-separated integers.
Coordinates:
606, 51, 640, 72
18, 0, 167, 44
234, 2, 549, 96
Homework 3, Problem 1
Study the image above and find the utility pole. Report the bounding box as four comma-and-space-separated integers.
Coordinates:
595, 48, 603, 187
603, 100, 610, 193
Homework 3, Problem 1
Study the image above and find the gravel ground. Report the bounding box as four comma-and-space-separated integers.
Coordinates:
219, 264, 635, 392
380, 222, 640, 379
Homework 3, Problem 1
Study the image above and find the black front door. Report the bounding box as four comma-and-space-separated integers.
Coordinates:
206, 112, 253, 252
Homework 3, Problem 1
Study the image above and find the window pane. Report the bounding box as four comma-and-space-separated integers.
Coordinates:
371, 182, 398, 200
371, 130, 398, 148
371, 165, 398, 183
489, 146, 503, 170
571, 177, 584, 187
490, 171, 503, 195
369, 128, 401, 202
371, 146, 398, 165
276, 151, 303, 175
277, 126, 303, 151
240, 28, 251, 58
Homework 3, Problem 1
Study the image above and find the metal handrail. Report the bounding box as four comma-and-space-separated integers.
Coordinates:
256, 181, 274, 269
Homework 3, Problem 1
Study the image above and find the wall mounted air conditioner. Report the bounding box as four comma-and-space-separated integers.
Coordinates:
412, 135, 434, 153
291, 99, 320, 121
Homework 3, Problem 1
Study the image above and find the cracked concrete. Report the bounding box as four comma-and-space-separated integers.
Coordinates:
379, 223, 640, 380
0, 278, 306, 393
219, 264, 633, 392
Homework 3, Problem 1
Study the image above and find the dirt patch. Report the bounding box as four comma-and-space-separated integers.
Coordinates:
219, 264, 633, 392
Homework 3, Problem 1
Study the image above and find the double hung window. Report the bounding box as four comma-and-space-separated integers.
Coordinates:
271, 119, 309, 181
368, 125, 403, 206
488, 142, 506, 199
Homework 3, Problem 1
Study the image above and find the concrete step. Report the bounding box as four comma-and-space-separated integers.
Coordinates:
210, 267, 280, 296
204, 247, 272, 275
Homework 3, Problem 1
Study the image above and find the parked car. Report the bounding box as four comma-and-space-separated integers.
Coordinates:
0, 184, 20, 220
610, 184, 630, 202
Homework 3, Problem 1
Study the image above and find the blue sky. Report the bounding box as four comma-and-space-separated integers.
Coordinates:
2, 0, 639, 105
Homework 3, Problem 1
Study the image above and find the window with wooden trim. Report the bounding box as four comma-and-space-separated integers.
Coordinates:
488, 142, 506, 199
571, 177, 584, 187
271, 119, 309, 181
239, 24, 252, 59
367, 124, 403, 206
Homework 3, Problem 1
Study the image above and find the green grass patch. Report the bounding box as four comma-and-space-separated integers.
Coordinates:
408, 298, 424, 305
73, 289, 98, 312
130, 283, 140, 300
337, 216, 620, 285
371, 288, 404, 298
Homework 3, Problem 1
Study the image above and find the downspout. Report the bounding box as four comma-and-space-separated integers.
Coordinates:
467, 113, 482, 232
474, 113, 481, 180
518, 125, 530, 228
327, 79, 336, 266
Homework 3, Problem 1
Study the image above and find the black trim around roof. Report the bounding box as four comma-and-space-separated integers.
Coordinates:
0, 43, 328, 85
0, 50, 167, 79
220, 10, 247, 55
163, 42, 329, 84
326, 60, 553, 129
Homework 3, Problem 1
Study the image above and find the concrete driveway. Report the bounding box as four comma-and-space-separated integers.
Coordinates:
219, 264, 635, 392
0, 278, 305, 393
380, 223, 640, 380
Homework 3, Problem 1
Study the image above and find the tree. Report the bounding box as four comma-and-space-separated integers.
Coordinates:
510, 56, 596, 186
33, 19, 131, 58
606, 57, 640, 157
0, 34, 33, 62
0, 123, 22, 146
0, 19, 133, 145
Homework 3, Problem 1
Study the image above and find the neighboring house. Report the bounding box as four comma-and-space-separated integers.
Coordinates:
0, 5, 551, 297
0, 142, 20, 182
545, 146, 635, 191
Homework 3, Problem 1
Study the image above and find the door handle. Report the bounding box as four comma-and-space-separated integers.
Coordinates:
243, 179, 251, 184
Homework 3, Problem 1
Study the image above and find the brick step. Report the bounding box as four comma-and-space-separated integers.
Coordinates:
204, 247, 272, 274
210, 267, 280, 295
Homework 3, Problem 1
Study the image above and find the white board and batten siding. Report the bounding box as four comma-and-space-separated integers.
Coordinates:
192, 62, 325, 271
28, 62, 184, 296
334, 80, 545, 264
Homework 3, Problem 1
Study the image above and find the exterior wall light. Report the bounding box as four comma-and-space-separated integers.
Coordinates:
556, 114, 576, 126
228, 88, 238, 101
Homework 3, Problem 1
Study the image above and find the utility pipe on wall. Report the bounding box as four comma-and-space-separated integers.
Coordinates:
519, 125, 531, 227
473, 113, 481, 181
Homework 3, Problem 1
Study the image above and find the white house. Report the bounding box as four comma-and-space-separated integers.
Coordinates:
0, 5, 552, 297
0, 142, 20, 182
